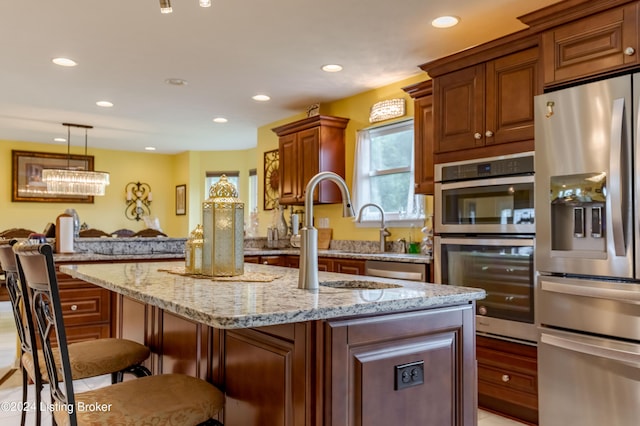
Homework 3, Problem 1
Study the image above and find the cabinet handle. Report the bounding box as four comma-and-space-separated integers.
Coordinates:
70, 304, 78, 311
501, 374, 510, 383
485, 130, 494, 138
474, 132, 482, 140
624, 47, 635, 56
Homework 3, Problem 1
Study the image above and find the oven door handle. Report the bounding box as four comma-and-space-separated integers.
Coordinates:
541, 332, 640, 366
540, 278, 640, 304
437, 174, 533, 190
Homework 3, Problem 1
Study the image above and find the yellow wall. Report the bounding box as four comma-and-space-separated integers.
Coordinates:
2, 73, 431, 241
256, 73, 431, 243
1, 140, 256, 237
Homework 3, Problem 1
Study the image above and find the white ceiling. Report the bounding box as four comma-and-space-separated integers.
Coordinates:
1, 0, 560, 154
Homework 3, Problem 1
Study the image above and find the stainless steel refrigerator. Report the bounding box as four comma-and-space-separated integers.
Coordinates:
535, 74, 640, 426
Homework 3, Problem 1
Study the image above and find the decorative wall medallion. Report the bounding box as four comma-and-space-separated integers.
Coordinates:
264, 149, 279, 210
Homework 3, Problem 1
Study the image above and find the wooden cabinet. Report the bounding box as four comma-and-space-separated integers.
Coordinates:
539, 3, 639, 86
403, 80, 434, 195
332, 258, 365, 275
325, 305, 477, 425
272, 115, 349, 205
476, 335, 538, 425
431, 47, 539, 162
244, 254, 365, 275
225, 324, 310, 425
56, 268, 112, 343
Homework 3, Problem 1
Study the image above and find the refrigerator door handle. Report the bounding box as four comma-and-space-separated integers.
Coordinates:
541, 332, 640, 366
610, 97, 626, 256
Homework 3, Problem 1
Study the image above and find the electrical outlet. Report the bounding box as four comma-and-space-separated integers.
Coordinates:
394, 360, 424, 390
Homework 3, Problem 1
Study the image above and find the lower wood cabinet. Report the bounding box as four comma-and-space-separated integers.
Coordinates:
325, 306, 477, 426
115, 293, 477, 426
245, 254, 365, 276
476, 335, 538, 425
56, 267, 112, 344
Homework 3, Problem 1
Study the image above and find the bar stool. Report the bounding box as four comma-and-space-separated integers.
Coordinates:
13, 241, 224, 426
0, 240, 152, 426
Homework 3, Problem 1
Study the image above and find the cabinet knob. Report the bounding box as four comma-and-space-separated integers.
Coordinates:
474, 132, 482, 140
501, 374, 510, 383
70, 304, 78, 311
414, 183, 419, 189
263, 261, 269, 265
624, 47, 636, 56
485, 130, 494, 138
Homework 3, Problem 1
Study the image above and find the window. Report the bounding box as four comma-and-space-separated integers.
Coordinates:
205, 171, 239, 199
352, 119, 424, 225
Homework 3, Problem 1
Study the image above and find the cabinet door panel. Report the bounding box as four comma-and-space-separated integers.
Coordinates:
413, 87, 434, 194
298, 127, 320, 201
485, 47, 538, 146
333, 259, 365, 275
542, 4, 639, 85
279, 133, 299, 204
434, 65, 485, 153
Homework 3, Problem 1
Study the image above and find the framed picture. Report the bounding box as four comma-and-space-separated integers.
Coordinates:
11, 150, 95, 203
175, 184, 187, 215
263, 149, 279, 210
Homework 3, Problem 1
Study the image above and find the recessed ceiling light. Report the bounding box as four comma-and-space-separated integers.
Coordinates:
213, 117, 228, 123
199, 0, 211, 7
145, 146, 156, 151
54, 137, 66, 143
96, 101, 114, 108
432, 16, 460, 28
321, 64, 343, 73
52, 57, 77, 67
252, 94, 270, 102
165, 78, 188, 86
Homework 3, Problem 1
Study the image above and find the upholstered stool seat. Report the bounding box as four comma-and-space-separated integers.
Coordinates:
53, 373, 224, 426
22, 338, 150, 382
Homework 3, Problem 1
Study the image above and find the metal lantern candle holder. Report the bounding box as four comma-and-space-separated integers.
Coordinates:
202, 175, 244, 277
185, 224, 204, 275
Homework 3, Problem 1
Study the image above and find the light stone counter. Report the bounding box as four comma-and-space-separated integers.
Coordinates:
60, 261, 483, 329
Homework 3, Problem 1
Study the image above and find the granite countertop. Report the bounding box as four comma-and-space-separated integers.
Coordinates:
60, 262, 483, 330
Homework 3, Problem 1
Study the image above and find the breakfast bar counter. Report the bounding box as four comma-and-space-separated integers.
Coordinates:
60, 261, 484, 426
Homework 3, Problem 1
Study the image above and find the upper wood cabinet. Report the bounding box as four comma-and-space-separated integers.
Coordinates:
272, 115, 349, 205
432, 47, 539, 161
403, 80, 434, 195
536, 2, 639, 86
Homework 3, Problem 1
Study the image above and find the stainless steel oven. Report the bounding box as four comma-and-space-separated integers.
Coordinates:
435, 236, 536, 342
434, 153, 536, 343
435, 152, 535, 235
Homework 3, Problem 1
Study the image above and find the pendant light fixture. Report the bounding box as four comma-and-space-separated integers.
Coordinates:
42, 123, 110, 196
159, 0, 172, 14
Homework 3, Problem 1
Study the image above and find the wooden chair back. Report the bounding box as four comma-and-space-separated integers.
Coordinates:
13, 242, 77, 425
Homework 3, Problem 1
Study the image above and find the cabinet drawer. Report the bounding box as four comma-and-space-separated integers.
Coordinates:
59, 288, 111, 326
66, 324, 111, 344
477, 362, 537, 395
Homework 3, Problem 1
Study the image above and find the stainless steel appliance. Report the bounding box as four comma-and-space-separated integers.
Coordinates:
535, 74, 640, 426
434, 153, 537, 343
364, 260, 428, 282
435, 152, 535, 234
435, 236, 536, 342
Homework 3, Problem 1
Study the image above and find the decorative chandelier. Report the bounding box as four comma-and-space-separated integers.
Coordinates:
42, 123, 110, 196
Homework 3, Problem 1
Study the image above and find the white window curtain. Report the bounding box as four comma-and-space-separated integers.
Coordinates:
352, 128, 372, 213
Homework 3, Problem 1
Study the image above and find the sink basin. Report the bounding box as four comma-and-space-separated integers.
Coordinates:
320, 280, 402, 290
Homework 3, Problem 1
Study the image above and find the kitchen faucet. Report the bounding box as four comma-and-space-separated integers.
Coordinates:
356, 203, 390, 253
299, 172, 355, 290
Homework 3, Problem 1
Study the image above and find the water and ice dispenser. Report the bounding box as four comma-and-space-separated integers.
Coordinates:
550, 173, 606, 253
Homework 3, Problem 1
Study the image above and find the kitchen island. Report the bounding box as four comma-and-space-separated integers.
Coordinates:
60, 261, 484, 426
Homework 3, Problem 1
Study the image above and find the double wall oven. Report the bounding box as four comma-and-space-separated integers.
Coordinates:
434, 152, 536, 343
